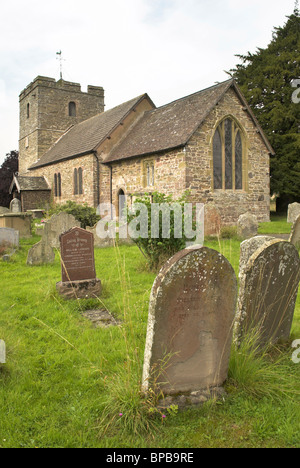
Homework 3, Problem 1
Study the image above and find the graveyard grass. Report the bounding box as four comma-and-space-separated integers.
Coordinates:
0, 221, 299, 448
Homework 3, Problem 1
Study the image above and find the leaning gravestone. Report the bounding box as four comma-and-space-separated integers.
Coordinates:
235, 240, 300, 347
42, 212, 81, 249
289, 214, 300, 249
56, 227, 101, 300
287, 202, 300, 224
142, 245, 237, 398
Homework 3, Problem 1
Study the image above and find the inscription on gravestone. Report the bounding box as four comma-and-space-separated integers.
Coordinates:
60, 227, 96, 282
142, 246, 237, 395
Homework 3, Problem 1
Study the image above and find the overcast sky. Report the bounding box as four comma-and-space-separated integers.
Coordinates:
0, 0, 296, 165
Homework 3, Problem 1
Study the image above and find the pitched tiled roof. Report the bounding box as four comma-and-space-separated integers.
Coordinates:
105, 79, 274, 163
10, 175, 50, 193
29, 94, 153, 169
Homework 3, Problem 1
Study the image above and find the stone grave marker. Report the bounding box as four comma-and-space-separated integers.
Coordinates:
56, 227, 101, 299
0, 340, 6, 364
9, 197, 21, 213
0, 228, 19, 248
27, 240, 55, 266
239, 235, 275, 280
237, 212, 258, 239
287, 202, 300, 224
289, 214, 300, 249
42, 212, 81, 249
235, 240, 300, 347
142, 245, 237, 397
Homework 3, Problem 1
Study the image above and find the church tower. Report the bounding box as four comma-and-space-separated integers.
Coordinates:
19, 76, 105, 174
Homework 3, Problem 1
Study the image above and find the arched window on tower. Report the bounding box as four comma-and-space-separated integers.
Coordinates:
27, 103, 30, 119
69, 101, 76, 117
213, 118, 245, 191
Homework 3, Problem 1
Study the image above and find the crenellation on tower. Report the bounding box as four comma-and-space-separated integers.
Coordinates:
19, 76, 105, 174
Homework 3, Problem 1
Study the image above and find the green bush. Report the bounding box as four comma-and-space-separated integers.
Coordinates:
127, 191, 196, 271
48, 201, 100, 229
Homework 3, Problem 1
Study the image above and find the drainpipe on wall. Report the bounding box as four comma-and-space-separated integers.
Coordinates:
110, 165, 113, 220
93, 151, 100, 208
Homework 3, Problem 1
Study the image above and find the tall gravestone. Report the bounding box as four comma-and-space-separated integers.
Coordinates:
289, 214, 300, 249
56, 227, 101, 299
142, 245, 237, 396
235, 240, 300, 347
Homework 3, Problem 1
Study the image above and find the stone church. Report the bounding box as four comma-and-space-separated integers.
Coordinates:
10, 75, 274, 225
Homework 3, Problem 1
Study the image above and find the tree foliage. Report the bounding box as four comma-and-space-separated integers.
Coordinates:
228, 7, 300, 209
0, 151, 18, 207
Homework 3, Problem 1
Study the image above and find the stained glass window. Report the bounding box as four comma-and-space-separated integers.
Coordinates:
213, 118, 244, 191
235, 131, 243, 190
213, 128, 222, 189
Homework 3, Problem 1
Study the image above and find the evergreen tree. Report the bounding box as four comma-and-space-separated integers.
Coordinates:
0, 151, 19, 207
228, 6, 300, 211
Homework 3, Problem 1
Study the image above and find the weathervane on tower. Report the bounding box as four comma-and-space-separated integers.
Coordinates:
56, 50, 65, 80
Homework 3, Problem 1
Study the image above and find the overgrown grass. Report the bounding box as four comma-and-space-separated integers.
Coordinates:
0, 223, 299, 447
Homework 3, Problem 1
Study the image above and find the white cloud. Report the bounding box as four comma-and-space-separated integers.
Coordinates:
0, 0, 296, 165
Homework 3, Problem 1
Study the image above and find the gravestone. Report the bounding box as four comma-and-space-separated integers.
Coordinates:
289, 214, 300, 249
235, 240, 300, 347
0, 340, 6, 364
56, 227, 101, 299
42, 212, 81, 249
204, 203, 221, 236
0, 228, 19, 248
287, 202, 300, 224
142, 245, 237, 397
239, 235, 275, 280
10, 198, 21, 213
27, 240, 55, 266
237, 212, 258, 239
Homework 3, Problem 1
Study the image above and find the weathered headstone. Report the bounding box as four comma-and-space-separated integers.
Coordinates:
235, 240, 300, 347
42, 212, 81, 249
287, 202, 300, 224
27, 240, 55, 266
289, 214, 300, 249
237, 212, 258, 239
142, 245, 237, 396
9, 198, 22, 213
239, 235, 275, 280
0, 228, 19, 248
204, 203, 221, 236
56, 227, 101, 299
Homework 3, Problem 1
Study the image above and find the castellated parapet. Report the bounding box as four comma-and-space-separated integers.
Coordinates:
19, 76, 105, 174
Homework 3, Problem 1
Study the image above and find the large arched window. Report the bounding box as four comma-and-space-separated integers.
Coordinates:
213, 118, 244, 191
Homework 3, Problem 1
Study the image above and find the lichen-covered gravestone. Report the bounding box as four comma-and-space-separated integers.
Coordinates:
142, 245, 237, 397
235, 240, 300, 347
289, 214, 300, 249
237, 212, 258, 239
42, 212, 81, 249
239, 235, 275, 280
287, 202, 300, 224
27, 240, 55, 266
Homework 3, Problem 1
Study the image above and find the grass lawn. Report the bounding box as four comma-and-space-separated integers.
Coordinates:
0, 217, 299, 448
